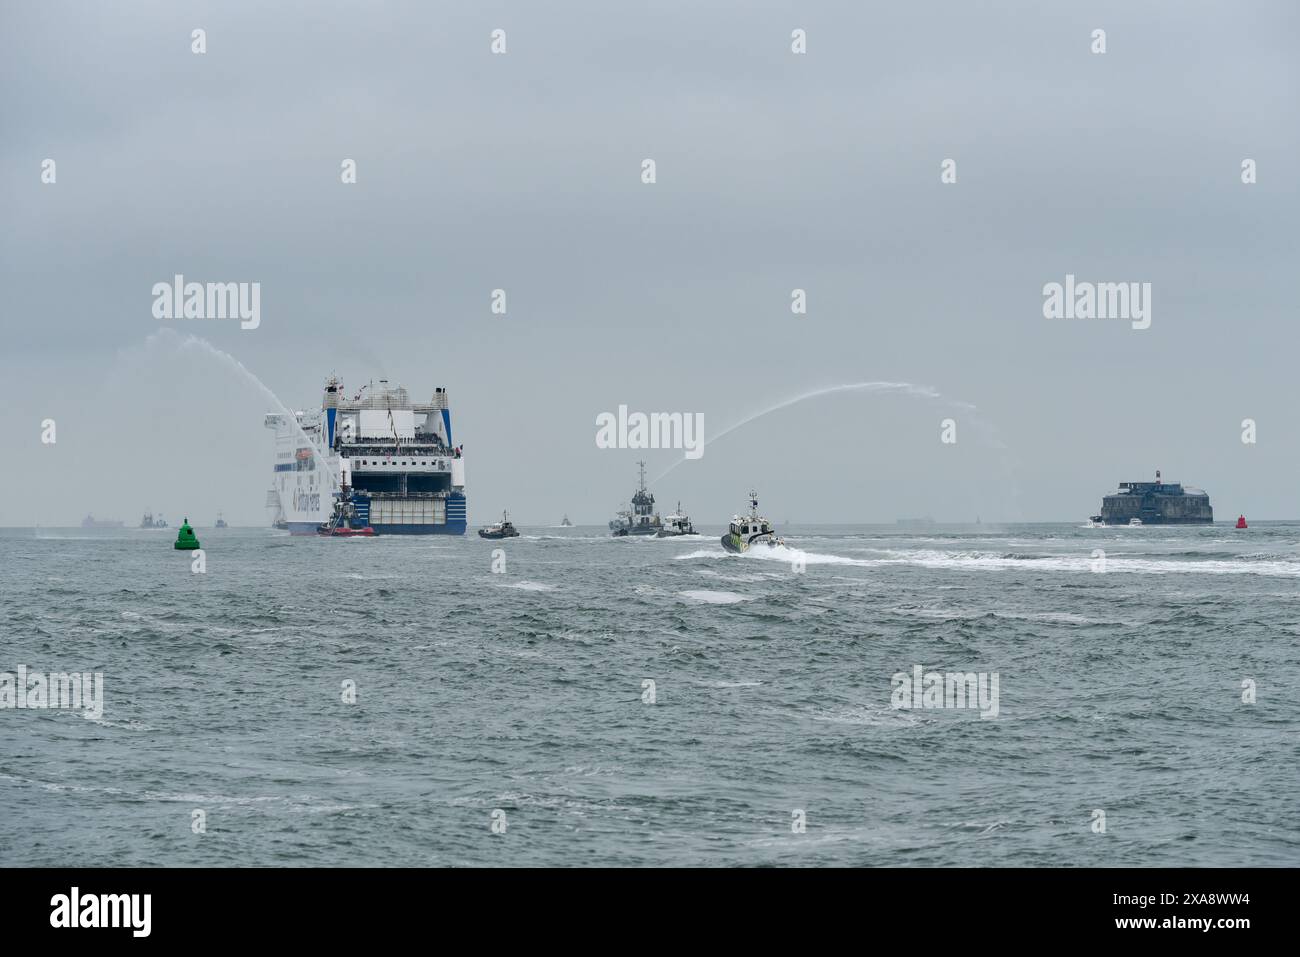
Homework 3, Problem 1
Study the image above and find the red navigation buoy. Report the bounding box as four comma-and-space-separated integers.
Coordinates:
1235, 515, 1248, 529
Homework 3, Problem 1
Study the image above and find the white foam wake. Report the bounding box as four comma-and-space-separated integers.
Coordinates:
674, 546, 1300, 576
678, 589, 752, 603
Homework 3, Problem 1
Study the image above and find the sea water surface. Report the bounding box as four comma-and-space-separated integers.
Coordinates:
1, 523, 1297, 866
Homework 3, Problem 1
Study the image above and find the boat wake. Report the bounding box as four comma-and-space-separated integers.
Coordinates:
675, 545, 855, 566
678, 589, 752, 604
674, 545, 1300, 576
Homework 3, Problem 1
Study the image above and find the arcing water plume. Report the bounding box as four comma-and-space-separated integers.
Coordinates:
657, 382, 949, 479
650, 380, 1022, 518
135, 329, 340, 493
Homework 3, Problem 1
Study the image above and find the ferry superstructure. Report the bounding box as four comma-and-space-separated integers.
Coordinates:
265, 376, 467, 535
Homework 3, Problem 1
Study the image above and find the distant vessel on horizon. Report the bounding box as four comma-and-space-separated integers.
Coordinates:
139, 511, 168, 529
560, 514, 573, 527
81, 515, 123, 529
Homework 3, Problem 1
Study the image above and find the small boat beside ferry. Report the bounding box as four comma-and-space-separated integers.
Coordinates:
478, 511, 519, 539
317, 487, 375, 537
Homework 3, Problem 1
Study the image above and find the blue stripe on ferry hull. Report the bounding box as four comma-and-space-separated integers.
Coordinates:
286, 521, 467, 536
371, 521, 467, 535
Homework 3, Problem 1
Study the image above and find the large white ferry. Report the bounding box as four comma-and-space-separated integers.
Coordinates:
265, 376, 467, 535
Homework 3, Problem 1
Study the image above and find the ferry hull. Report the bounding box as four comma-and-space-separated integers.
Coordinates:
288, 521, 467, 536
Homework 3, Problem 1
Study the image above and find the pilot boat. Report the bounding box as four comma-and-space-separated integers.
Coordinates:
721, 491, 782, 553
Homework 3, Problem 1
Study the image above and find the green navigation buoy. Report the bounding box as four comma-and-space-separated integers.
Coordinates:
174, 517, 200, 551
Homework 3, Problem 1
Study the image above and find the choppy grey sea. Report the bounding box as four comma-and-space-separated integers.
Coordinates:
2, 523, 1297, 866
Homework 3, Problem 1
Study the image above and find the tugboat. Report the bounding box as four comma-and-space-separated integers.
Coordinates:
560, 514, 574, 527
721, 491, 783, 553
656, 502, 697, 537
478, 510, 519, 539
317, 488, 375, 537
609, 461, 662, 536
214, 512, 228, 529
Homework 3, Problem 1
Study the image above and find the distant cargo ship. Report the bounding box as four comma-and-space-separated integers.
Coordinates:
81, 515, 123, 529
1093, 470, 1213, 525
265, 376, 467, 535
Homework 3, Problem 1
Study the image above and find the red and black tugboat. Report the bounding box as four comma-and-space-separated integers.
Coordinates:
318, 486, 375, 537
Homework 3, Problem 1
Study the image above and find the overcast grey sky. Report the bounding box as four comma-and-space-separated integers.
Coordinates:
2, 1, 1296, 525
